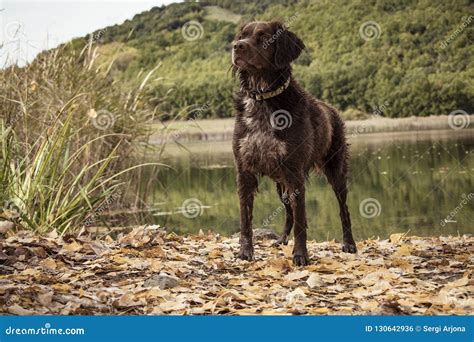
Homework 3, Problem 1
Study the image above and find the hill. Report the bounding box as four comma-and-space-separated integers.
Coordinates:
69, 0, 473, 119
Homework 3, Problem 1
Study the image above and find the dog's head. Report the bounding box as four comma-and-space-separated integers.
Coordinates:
232, 21, 305, 72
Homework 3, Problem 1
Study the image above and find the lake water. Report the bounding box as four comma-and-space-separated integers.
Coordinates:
141, 129, 473, 241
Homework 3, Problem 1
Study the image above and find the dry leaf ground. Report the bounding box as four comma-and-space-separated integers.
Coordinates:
0, 227, 472, 315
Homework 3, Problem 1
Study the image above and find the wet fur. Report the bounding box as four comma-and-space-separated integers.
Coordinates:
231, 21, 357, 265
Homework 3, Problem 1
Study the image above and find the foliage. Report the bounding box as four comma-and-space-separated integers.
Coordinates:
0, 228, 472, 314
72, 0, 473, 119
0, 43, 164, 234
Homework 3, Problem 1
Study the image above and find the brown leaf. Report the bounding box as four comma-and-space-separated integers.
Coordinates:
8, 304, 35, 315
38, 291, 54, 306
40, 258, 57, 270
114, 293, 146, 308
62, 241, 83, 253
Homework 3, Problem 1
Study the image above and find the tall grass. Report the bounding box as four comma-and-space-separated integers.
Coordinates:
0, 40, 165, 234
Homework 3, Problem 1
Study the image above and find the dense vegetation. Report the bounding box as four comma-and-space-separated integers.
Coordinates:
73, 0, 473, 119
0, 0, 472, 234
0, 44, 163, 233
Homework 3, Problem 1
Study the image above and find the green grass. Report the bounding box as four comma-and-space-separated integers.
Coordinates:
0, 42, 166, 234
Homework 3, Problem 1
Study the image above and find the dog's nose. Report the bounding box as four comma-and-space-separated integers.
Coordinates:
233, 41, 247, 51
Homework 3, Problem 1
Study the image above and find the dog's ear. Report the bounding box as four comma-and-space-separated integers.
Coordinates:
273, 22, 305, 69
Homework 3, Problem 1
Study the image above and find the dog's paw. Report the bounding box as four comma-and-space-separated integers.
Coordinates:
342, 241, 357, 254
272, 234, 289, 247
238, 245, 254, 261
292, 253, 310, 266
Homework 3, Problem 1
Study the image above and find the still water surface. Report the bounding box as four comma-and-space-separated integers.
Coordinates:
143, 130, 473, 241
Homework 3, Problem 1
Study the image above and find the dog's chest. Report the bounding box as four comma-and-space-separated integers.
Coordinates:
238, 99, 287, 175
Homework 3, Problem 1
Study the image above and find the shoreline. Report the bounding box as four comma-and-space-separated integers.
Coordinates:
150, 115, 474, 144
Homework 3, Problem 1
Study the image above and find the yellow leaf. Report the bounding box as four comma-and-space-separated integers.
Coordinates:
208, 249, 222, 259
63, 241, 83, 253
51, 283, 71, 293
114, 293, 146, 308
390, 233, 405, 244
311, 307, 330, 314
40, 258, 57, 270
394, 244, 412, 256
112, 255, 128, 264
268, 258, 291, 272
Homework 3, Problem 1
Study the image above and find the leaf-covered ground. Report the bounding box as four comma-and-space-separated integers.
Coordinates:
0, 227, 472, 315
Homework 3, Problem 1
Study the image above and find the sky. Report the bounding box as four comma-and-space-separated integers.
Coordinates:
0, 0, 179, 66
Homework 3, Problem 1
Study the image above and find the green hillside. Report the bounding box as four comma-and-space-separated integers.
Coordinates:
71, 0, 473, 119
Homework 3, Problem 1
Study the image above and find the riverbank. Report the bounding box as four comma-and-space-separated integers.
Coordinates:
1, 227, 471, 315
150, 115, 474, 144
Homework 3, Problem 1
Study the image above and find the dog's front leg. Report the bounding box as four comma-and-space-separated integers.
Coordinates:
287, 179, 310, 266
237, 171, 258, 260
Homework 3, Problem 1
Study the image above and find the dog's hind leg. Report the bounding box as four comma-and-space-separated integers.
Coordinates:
324, 156, 357, 253
272, 183, 293, 246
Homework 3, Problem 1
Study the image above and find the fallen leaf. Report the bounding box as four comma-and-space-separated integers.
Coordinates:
40, 258, 57, 270
37, 291, 53, 306
360, 300, 379, 311
306, 273, 323, 288
114, 293, 146, 308
284, 270, 309, 281
62, 241, 82, 253
8, 304, 35, 315
285, 287, 306, 304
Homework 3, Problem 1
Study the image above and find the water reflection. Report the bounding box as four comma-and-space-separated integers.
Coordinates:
143, 130, 473, 240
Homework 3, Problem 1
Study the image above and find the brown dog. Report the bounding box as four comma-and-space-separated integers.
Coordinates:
231, 21, 357, 266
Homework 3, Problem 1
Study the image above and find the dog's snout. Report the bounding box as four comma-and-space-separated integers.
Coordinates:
233, 40, 247, 51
